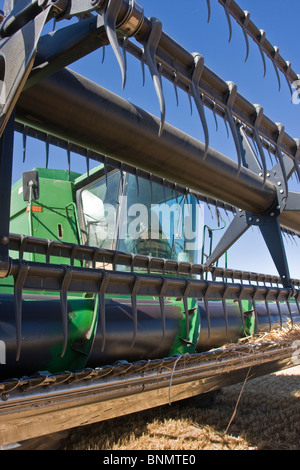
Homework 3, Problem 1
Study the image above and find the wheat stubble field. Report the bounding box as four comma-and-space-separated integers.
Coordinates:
58, 364, 300, 451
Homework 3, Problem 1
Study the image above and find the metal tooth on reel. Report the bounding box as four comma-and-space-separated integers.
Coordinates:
223, 0, 233, 42
241, 10, 250, 63
253, 104, 268, 186
103, 0, 127, 89
225, 81, 242, 175
144, 17, 165, 137
191, 53, 209, 160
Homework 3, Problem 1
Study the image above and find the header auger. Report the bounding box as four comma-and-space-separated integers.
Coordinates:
0, 0, 300, 447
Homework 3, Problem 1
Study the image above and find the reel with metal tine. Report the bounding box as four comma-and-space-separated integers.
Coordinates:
140, 48, 146, 86
121, 37, 129, 89
276, 296, 283, 329
203, 285, 211, 339
221, 285, 230, 335
172, 70, 179, 107
286, 292, 294, 327
14, 261, 29, 361
258, 30, 267, 78
144, 17, 165, 137
86, 149, 91, 178
293, 139, 300, 183
66, 142, 72, 175
45, 134, 51, 169
191, 53, 209, 159
265, 290, 273, 332
241, 11, 250, 63
103, 0, 126, 90
104, 156, 108, 186
223, 0, 233, 43
159, 277, 168, 343
135, 168, 140, 196
253, 105, 267, 186
98, 271, 110, 352
187, 91, 193, 116
284, 61, 293, 98
183, 279, 192, 342
211, 101, 219, 132
101, 45, 105, 63
46, 239, 54, 263
22, 125, 28, 163
131, 274, 141, 348
272, 46, 281, 92
295, 291, 300, 316
225, 82, 242, 175
60, 265, 72, 358
206, 0, 211, 23
224, 115, 230, 138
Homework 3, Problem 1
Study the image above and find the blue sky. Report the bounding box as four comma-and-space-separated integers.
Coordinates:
7, 0, 300, 279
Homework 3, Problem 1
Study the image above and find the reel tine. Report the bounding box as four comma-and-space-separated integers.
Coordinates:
294, 139, 300, 183
173, 71, 179, 107
225, 82, 242, 175
237, 298, 245, 332
101, 45, 105, 64
45, 134, 51, 169
211, 101, 219, 132
276, 123, 288, 196
104, 156, 108, 187
67, 142, 71, 175
131, 274, 141, 348
144, 17, 165, 137
253, 105, 267, 186
98, 271, 110, 352
60, 266, 72, 358
14, 261, 29, 362
183, 280, 192, 341
159, 278, 168, 343
206, 0, 211, 23
86, 149, 90, 178
272, 46, 281, 92
241, 11, 250, 63
141, 48, 146, 86
258, 30, 267, 78
286, 298, 294, 327
135, 168, 140, 196
264, 300, 272, 332
285, 61, 293, 98
224, 0, 233, 43
221, 286, 229, 335
191, 53, 209, 159
22, 126, 28, 163
103, 0, 126, 90
121, 37, 129, 90
204, 294, 211, 339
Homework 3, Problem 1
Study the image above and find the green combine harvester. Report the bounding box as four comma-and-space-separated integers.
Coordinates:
0, 0, 299, 447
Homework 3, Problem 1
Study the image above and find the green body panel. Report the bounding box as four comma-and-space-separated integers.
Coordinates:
10, 168, 81, 262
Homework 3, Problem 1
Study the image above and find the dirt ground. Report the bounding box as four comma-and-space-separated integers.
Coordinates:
52, 364, 299, 451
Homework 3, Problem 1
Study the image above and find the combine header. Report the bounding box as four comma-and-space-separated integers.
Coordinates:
0, 0, 299, 447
